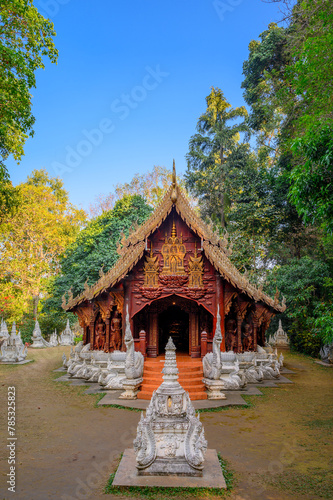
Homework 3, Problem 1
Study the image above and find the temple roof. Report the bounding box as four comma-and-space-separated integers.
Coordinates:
63, 168, 286, 313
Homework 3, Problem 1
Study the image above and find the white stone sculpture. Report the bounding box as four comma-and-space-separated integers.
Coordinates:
0, 319, 9, 341
221, 360, 247, 390
1, 322, 27, 363
119, 306, 144, 399
203, 306, 223, 380
49, 330, 58, 347
59, 320, 75, 346
133, 337, 207, 476
320, 343, 333, 364
269, 320, 290, 347
202, 306, 226, 399
279, 352, 284, 367
244, 359, 264, 383
31, 319, 50, 348
98, 358, 126, 389
260, 360, 280, 379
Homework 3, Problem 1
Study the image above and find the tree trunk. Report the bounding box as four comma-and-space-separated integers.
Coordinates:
33, 294, 40, 319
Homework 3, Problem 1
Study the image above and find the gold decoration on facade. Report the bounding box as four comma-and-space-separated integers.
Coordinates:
188, 243, 203, 288
143, 243, 159, 287
161, 221, 186, 275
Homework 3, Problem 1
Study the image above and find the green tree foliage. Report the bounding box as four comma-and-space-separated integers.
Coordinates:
0, 169, 86, 323
40, 195, 152, 332
0, 0, 58, 169
185, 87, 248, 228
0, 0, 58, 218
266, 257, 333, 355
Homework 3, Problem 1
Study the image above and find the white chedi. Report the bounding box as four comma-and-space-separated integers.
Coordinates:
58, 319, 75, 346
133, 337, 207, 476
31, 319, 50, 348
0, 318, 9, 341
49, 330, 58, 347
268, 320, 290, 347
1, 322, 27, 363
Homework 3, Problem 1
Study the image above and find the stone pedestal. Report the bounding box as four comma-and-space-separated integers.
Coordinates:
133, 337, 207, 477
119, 378, 143, 399
202, 378, 226, 400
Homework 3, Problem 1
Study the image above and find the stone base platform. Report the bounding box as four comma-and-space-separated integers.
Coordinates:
0, 359, 33, 365
315, 360, 333, 367
112, 448, 226, 489
53, 368, 295, 410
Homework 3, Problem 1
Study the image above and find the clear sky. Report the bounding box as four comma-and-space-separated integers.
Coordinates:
8, 0, 284, 211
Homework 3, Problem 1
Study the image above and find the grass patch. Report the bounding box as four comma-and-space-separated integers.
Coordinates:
104, 452, 235, 498
264, 470, 333, 499
303, 418, 333, 432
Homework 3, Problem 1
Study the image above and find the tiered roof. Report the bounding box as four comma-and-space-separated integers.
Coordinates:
63, 166, 286, 313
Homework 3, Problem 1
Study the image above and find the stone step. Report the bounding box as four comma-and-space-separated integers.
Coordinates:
143, 364, 202, 373
137, 390, 207, 401
142, 375, 203, 384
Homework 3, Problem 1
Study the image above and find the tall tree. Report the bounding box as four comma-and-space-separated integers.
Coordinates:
185, 87, 248, 228
0, 0, 58, 217
0, 169, 86, 321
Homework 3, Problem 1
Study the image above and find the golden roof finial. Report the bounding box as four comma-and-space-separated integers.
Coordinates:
171, 220, 177, 238
150, 240, 153, 257
171, 159, 177, 204
194, 241, 197, 258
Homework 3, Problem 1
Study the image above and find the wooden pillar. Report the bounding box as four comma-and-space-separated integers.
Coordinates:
147, 312, 158, 357
122, 279, 132, 351
139, 330, 147, 357
190, 306, 200, 358
200, 330, 207, 358
236, 312, 242, 353
253, 320, 258, 351
104, 313, 111, 352
89, 319, 95, 350
216, 274, 225, 351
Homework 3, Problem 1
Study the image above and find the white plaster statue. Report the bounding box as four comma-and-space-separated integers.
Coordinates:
221, 360, 247, 390
1, 322, 27, 363
49, 330, 58, 347
119, 306, 144, 399
59, 320, 75, 346
31, 319, 50, 348
133, 337, 207, 476
0, 318, 9, 341
269, 320, 290, 347
202, 306, 222, 380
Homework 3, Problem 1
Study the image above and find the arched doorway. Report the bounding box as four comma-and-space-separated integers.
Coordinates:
158, 305, 189, 354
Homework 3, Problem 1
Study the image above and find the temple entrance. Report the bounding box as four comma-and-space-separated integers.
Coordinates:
158, 306, 189, 354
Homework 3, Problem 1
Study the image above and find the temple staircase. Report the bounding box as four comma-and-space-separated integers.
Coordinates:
138, 355, 207, 400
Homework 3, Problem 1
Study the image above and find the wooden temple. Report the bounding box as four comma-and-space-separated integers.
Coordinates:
62, 163, 286, 358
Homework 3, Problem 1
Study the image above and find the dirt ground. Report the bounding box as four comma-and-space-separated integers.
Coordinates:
0, 347, 332, 500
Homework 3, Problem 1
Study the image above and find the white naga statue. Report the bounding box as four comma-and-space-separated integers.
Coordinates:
119, 306, 144, 399
31, 320, 50, 348
133, 337, 207, 476
1, 322, 27, 363
59, 320, 74, 346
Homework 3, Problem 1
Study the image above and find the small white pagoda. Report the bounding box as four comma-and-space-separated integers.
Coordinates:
59, 320, 74, 346
31, 319, 50, 348
1, 322, 27, 363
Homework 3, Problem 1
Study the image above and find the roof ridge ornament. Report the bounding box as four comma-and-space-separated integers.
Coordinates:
171, 159, 177, 204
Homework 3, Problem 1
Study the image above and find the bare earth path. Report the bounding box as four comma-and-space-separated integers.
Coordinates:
0, 347, 332, 500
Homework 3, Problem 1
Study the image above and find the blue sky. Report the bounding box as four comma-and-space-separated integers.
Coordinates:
8, 0, 284, 211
